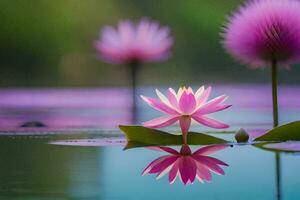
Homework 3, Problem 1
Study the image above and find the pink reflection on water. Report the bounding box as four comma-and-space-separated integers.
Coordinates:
1, 84, 300, 132
0, 88, 131, 108
246, 129, 267, 140
212, 84, 300, 109
0, 114, 130, 132
0, 88, 132, 131
142, 144, 229, 185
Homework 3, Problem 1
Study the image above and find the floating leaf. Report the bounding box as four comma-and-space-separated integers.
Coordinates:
263, 142, 300, 152
119, 125, 228, 149
254, 121, 300, 142
254, 141, 300, 153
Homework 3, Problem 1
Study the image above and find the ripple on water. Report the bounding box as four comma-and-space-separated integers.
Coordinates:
49, 138, 127, 147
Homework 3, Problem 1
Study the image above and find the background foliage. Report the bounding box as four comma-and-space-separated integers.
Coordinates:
1, 0, 299, 87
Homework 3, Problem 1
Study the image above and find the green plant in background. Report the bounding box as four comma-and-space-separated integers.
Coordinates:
5, 0, 300, 87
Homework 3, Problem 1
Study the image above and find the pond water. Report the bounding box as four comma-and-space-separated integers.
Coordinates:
0, 138, 300, 200
0, 84, 300, 200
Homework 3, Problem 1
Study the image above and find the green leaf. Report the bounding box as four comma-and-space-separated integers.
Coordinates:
253, 142, 300, 153
253, 142, 280, 153
119, 125, 228, 149
254, 121, 300, 142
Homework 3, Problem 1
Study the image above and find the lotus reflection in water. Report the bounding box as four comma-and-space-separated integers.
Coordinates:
142, 144, 229, 185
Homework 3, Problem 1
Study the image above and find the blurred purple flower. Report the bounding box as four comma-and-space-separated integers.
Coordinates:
223, 0, 300, 67
142, 144, 229, 185
95, 18, 173, 64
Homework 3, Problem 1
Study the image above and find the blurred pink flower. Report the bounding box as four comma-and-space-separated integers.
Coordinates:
142, 144, 229, 185
223, 0, 300, 67
141, 87, 231, 136
95, 18, 173, 64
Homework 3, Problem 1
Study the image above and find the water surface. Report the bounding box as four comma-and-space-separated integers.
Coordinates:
1, 84, 300, 200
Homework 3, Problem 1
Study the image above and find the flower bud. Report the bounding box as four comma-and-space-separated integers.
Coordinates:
235, 128, 249, 143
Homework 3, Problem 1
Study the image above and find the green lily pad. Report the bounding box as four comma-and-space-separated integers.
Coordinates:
254, 121, 300, 142
119, 125, 228, 149
253, 141, 300, 153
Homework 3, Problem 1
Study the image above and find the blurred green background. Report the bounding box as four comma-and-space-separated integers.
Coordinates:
1, 0, 299, 87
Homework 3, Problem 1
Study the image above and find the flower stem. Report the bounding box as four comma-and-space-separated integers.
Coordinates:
271, 60, 281, 200
271, 59, 279, 127
179, 116, 191, 145
129, 62, 139, 123
182, 133, 188, 145
275, 153, 282, 200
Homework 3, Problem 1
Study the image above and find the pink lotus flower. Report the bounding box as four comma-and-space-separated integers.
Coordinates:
95, 18, 173, 64
141, 87, 231, 143
142, 144, 229, 185
223, 0, 300, 67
